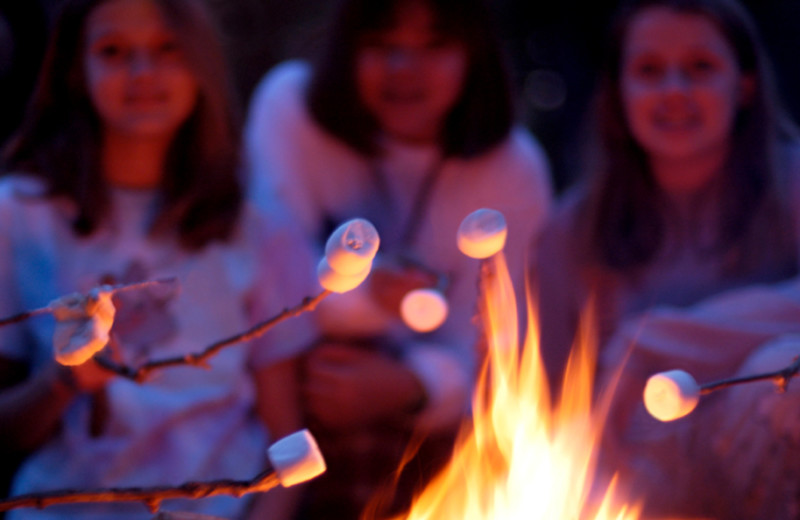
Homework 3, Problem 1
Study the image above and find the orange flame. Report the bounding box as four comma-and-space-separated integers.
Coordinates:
393, 253, 641, 520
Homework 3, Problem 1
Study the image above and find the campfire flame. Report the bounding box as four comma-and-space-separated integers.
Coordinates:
393, 254, 641, 520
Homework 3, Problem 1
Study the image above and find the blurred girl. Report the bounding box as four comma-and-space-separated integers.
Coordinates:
244, 0, 553, 516
0, 0, 316, 518
599, 272, 800, 518
534, 0, 800, 391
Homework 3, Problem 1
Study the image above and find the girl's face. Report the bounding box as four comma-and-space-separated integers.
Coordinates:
83, 0, 198, 140
355, 1, 468, 146
620, 7, 751, 167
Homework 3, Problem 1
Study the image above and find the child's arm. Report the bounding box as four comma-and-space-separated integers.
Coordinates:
245, 357, 306, 520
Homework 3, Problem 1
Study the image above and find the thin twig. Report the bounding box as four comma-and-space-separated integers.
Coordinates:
0, 278, 179, 328
0, 465, 280, 514
109, 278, 179, 295
700, 355, 800, 395
95, 290, 331, 382
0, 307, 52, 327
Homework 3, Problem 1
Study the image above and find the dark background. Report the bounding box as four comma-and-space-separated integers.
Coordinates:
2, 0, 800, 191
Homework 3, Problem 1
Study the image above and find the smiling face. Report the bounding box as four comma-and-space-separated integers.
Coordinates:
620, 7, 751, 174
83, 0, 198, 140
355, 0, 468, 146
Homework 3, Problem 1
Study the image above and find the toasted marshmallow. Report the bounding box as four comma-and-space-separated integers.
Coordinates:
457, 208, 507, 259
644, 369, 701, 422
50, 286, 116, 366
268, 429, 326, 487
325, 218, 380, 276
317, 257, 371, 293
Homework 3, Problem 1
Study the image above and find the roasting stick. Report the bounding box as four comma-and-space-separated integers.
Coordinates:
698, 354, 800, 394
0, 276, 330, 379
0, 429, 326, 514
96, 289, 331, 382
0, 219, 381, 382
0, 278, 177, 328
644, 355, 800, 422
101, 218, 382, 381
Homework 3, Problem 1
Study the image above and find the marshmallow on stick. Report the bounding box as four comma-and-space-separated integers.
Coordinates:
643, 369, 701, 422
318, 218, 380, 293
267, 429, 326, 487
324, 218, 380, 275
0, 428, 325, 513
50, 286, 116, 366
45, 279, 177, 367
457, 208, 507, 259
401, 288, 449, 333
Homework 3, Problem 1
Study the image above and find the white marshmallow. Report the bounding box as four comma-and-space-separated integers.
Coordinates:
400, 288, 449, 333
50, 286, 116, 366
457, 208, 508, 259
644, 369, 701, 422
267, 429, 326, 487
325, 218, 380, 276
317, 257, 371, 293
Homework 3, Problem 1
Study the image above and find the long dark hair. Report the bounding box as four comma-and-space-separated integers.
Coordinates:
307, 0, 514, 158
1, 0, 243, 250
578, 0, 797, 276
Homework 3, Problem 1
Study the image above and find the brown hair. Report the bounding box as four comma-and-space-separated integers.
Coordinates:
2, 0, 244, 250
577, 0, 798, 277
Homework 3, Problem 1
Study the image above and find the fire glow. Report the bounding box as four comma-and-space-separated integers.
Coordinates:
393, 253, 641, 520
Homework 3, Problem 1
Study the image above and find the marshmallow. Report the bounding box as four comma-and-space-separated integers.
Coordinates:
457, 208, 507, 259
317, 257, 371, 293
325, 218, 380, 276
643, 369, 701, 422
49, 286, 116, 366
267, 429, 326, 487
400, 288, 449, 333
